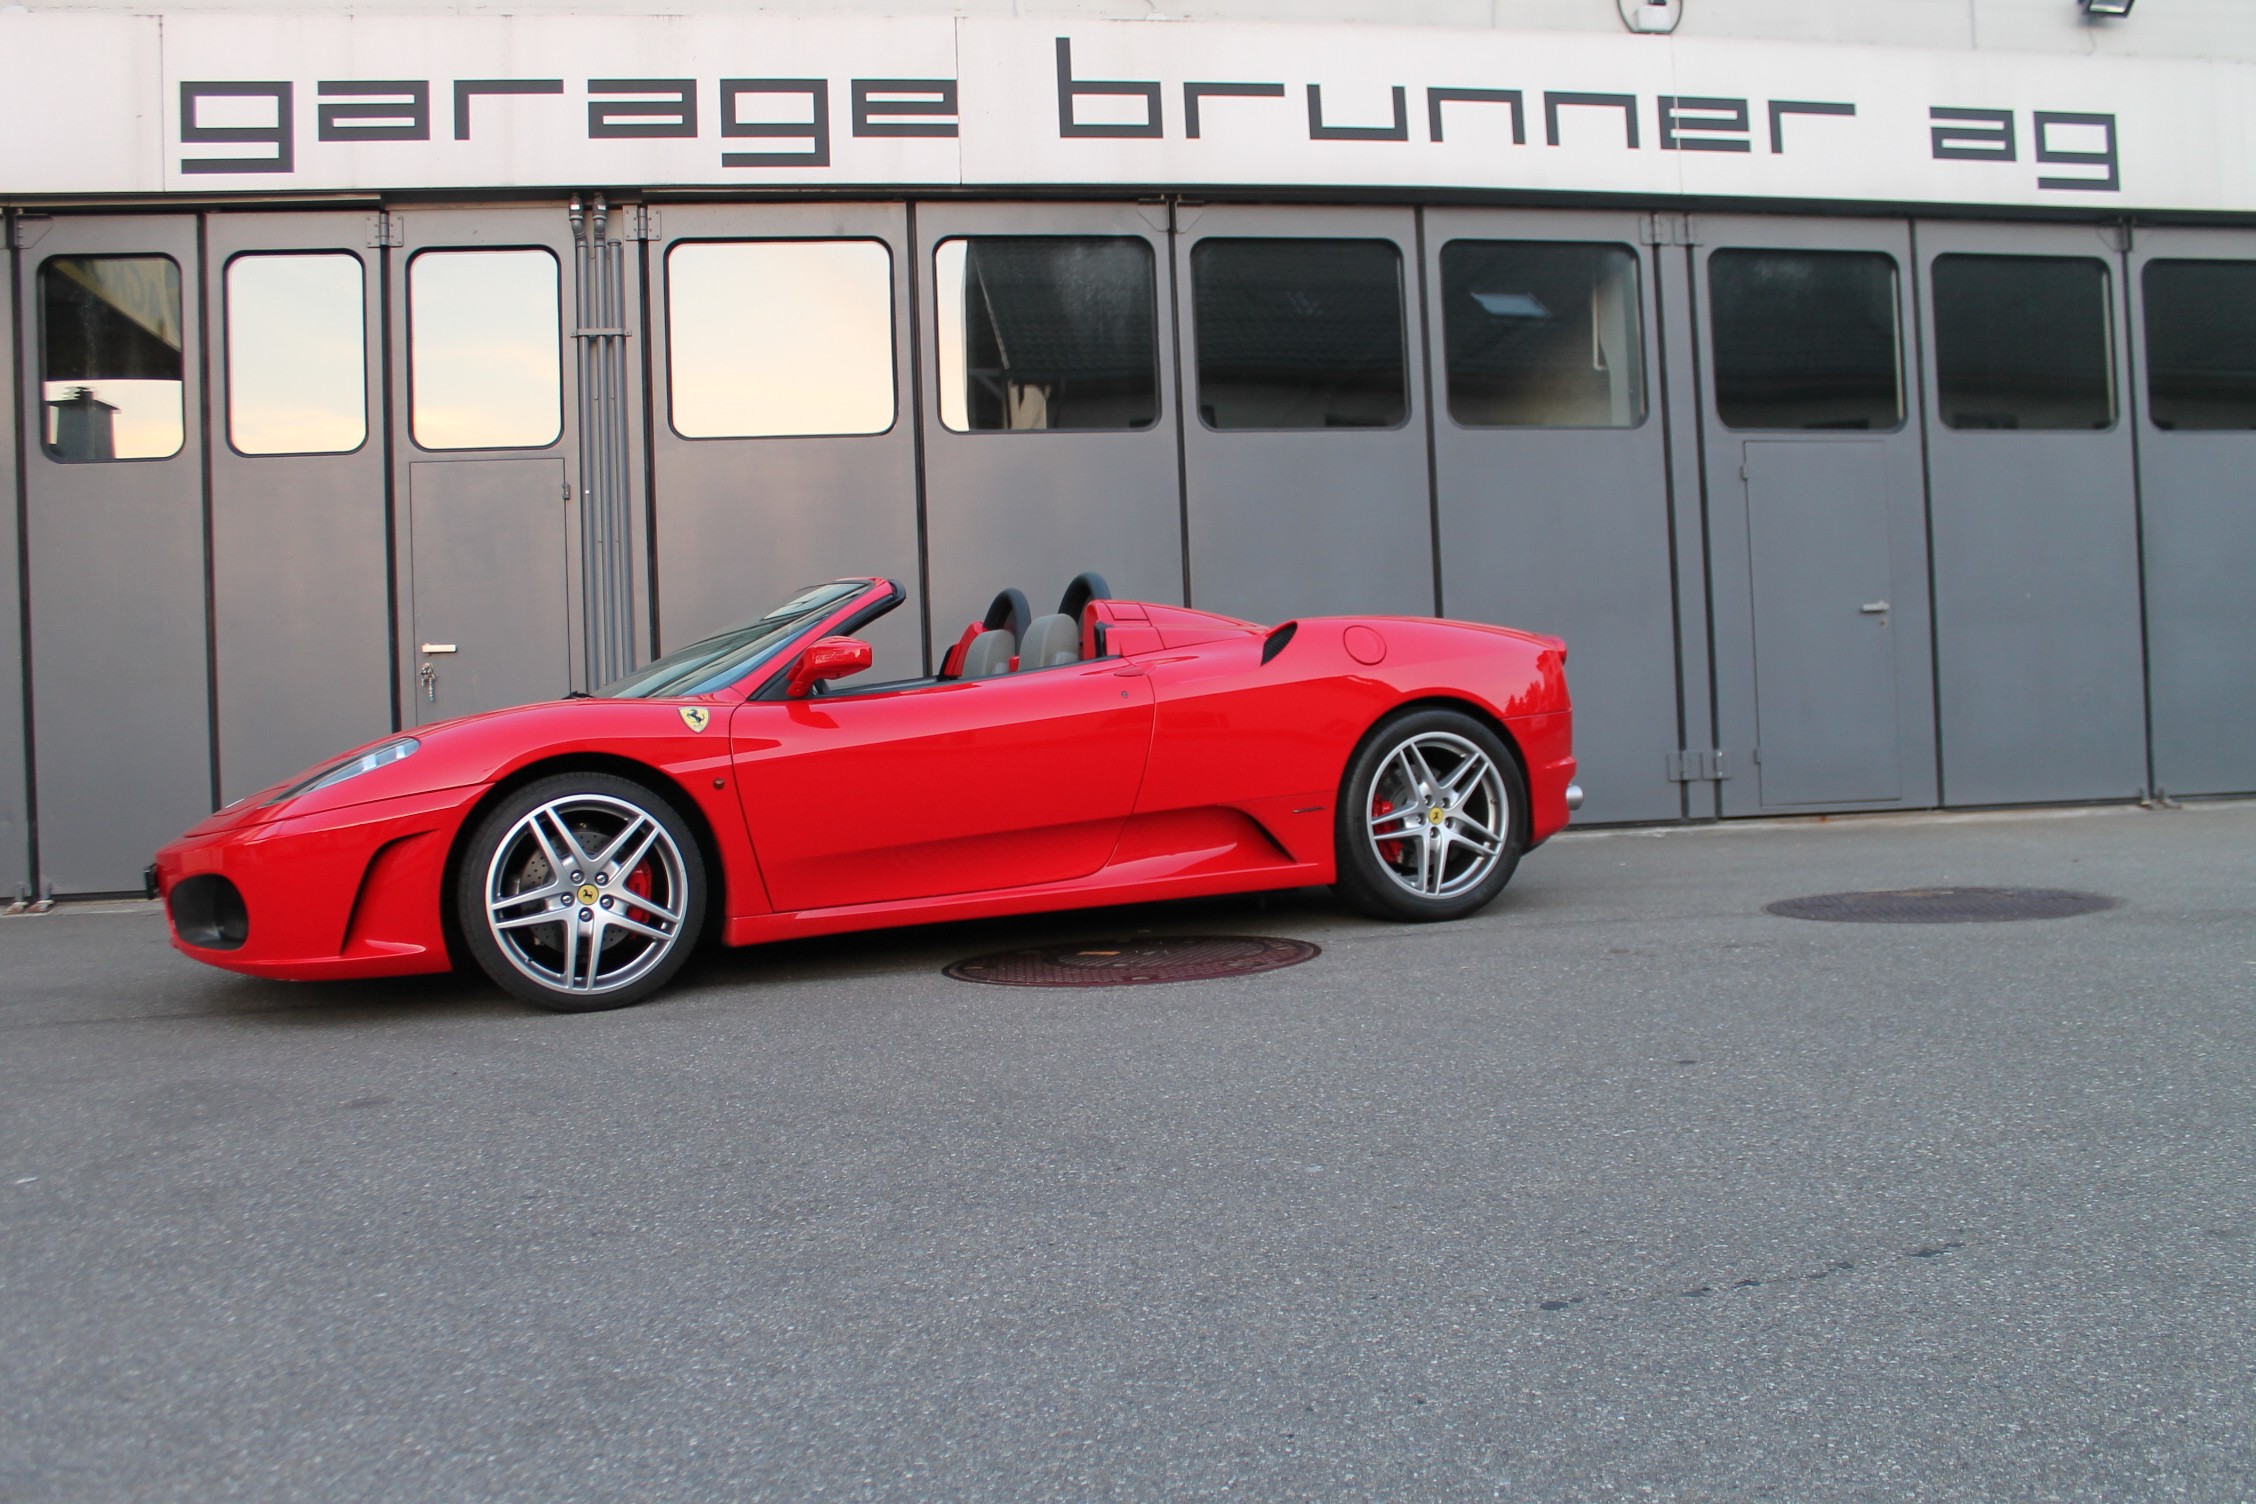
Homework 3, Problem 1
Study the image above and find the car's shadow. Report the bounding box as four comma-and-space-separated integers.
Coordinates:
201, 885, 1358, 1026
679, 884, 1353, 996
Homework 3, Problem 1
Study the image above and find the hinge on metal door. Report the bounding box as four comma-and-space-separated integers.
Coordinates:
2104, 219, 2134, 254
9, 213, 51, 250
366, 211, 405, 249
624, 204, 662, 242
1642, 211, 1695, 247
1666, 749, 1730, 782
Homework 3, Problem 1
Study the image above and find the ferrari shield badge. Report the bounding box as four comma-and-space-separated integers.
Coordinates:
677, 706, 711, 734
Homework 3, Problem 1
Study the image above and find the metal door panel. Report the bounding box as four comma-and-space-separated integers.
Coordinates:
1693, 215, 1937, 817
389, 207, 583, 720
1176, 204, 1433, 626
407, 459, 569, 721
1424, 207, 1678, 824
17, 213, 210, 892
1916, 221, 2145, 806
0, 228, 23, 893
919, 202, 1185, 650
731, 664, 1155, 911
1744, 440, 1901, 806
652, 203, 920, 679
1653, 245, 1718, 821
2130, 225, 2256, 797
204, 212, 390, 802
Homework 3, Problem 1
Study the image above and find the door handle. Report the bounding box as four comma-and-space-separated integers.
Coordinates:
1859, 602, 1890, 615
420, 643, 458, 654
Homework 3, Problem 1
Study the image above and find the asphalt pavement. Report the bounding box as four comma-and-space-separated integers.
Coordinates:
4, 800, 2253, 1502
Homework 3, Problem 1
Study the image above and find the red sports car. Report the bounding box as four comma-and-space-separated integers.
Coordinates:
152, 575, 1579, 1011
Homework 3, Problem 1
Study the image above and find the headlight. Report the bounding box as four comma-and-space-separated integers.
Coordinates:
272, 737, 420, 803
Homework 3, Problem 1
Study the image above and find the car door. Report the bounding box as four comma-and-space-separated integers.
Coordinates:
728, 662, 1155, 912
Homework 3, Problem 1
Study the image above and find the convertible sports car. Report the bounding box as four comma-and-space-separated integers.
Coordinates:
152, 574, 1579, 1011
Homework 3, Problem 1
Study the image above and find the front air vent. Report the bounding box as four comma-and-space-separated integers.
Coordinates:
169, 874, 249, 951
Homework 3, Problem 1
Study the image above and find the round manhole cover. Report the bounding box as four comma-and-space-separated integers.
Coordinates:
945, 935, 1320, 988
1764, 887, 2121, 924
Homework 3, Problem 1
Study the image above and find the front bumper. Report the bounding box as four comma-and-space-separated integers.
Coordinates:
152, 784, 479, 981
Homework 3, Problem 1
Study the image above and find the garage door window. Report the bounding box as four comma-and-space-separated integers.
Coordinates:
226, 252, 368, 455
2143, 259, 2256, 430
1441, 241, 1645, 428
936, 237, 1159, 432
408, 248, 563, 451
1193, 239, 1407, 431
1710, 249, 1902, 431
669, 240, 895, 439
39, 255, 186, 462
1933, 254, 2113, 431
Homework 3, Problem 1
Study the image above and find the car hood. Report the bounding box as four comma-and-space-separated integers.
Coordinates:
180, 694, 726, 837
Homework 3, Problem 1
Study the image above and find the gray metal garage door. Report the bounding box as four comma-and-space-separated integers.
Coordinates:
2129, 225, 2256, 798
1693, 216, 1938, 815
0, 219, 22, 895
650, 203, 921, 678
1423, 207, 1681, 824
917, 201, 1186, 645
204, 211, 393, 801
16, 213, 212, 893
1915, 221, 2146, 806
1174, 204, 1436, 625
390, 208, 580, 723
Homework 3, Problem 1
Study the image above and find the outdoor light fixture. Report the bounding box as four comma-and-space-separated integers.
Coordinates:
1618, 0, 1683, 35
2080, 0, 2135, 16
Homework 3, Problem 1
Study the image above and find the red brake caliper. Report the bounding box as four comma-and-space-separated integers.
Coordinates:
623, 859, 656, 920
1373, 797, 1404, 865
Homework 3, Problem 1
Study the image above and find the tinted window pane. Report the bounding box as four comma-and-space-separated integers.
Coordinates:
1193, 239, 1406, 430
1710, 249, 1902, 431
2144, 259, 2256, 430
669, 240, 894, 439
409, 248, 562, 450
39, 255, 185, 462
226, 253, 368, 455
935, 237, 1157, 432
1933, 255, 2112, 431
1441, 240, 1645, 428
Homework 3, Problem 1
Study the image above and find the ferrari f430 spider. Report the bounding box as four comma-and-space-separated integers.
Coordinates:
152, 575, 1579, 1010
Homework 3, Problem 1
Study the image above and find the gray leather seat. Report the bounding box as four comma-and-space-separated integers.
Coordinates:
1018, 613, 1080, 670
961, 628, 1016, 679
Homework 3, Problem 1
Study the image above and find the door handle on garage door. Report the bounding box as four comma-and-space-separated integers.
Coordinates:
420, 643, 458, 654
1859, 602, 1890, 615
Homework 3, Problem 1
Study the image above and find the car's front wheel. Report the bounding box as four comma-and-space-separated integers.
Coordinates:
457, 772, 706, 1011
1333, 708, 1527, 923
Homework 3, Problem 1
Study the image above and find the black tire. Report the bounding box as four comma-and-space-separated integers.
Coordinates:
455, 772, 707, 1012
1333, 707, 1528, 923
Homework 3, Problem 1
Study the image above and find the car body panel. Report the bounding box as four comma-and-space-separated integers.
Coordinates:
729, 662, 1157, 910
152, 577, 1576, 984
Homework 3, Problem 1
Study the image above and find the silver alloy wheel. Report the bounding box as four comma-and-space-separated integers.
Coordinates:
481, 792, 690, 997
1363, 730, 1511, 900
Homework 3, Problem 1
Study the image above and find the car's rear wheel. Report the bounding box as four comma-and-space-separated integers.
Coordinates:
1333, 708, 1527, 923
457, 772, 706, 1012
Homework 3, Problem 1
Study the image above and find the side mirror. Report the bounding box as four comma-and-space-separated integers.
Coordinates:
786, 636, 873, 699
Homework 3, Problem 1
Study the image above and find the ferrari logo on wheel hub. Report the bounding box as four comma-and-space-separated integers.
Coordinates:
677, 706, 711, 733
1428, 806, 1447, 824
578, 884, 600, 905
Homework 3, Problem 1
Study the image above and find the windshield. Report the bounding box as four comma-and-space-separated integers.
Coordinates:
596, 581, 869, 699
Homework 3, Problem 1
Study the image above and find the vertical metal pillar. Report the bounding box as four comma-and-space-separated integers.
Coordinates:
570, 194, 637, 686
